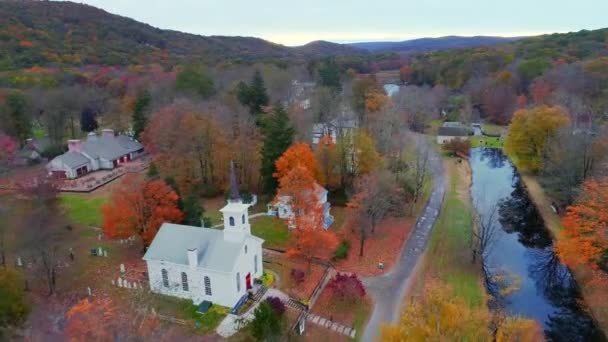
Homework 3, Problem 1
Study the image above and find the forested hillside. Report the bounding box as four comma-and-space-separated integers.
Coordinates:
0, 0, 362, 70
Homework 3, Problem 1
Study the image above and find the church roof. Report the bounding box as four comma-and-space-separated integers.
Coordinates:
143, 223, 245, 272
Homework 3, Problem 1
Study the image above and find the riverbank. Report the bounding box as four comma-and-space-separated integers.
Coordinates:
520, 172, 608, 334
407, 157, 488, 311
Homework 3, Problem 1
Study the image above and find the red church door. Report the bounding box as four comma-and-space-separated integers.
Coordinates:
245, 273, 252, 290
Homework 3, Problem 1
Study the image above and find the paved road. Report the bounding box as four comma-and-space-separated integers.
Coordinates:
361, 138, 446, 342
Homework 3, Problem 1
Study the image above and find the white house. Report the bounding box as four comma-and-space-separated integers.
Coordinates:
436, 123, 471, 144
143, 163, 264, 309
46, 129, 144, 179
312, 116, 358, 145
267, 183, 334, 229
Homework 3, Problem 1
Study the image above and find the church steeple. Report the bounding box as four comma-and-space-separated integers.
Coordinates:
228, 160, 241, 203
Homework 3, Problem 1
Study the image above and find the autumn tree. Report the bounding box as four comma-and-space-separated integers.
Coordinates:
260, 104, 295, 194
556, 178, 608, 270
496, 316, 544, 342
336, 129, 381, 188
399, 64, 412, 84
3, 91, 30, 144
348, 170, 401, 256
273, 142, 321, 184
442, 138, 471, 157
380, 282, 492, 341
0, 135, 18, 172
102, 174, 183, 246
317, 58, 342, 92
326, 273, 366, 305
504, 105, 571, 172
281, 166, 338, 267
531, 79, 552, 105
314, 135, 339, 189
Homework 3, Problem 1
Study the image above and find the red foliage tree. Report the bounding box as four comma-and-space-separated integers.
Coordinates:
102, 174, 183, 246
327, 273, 366, 304
0, 135, 18, 171
531, 79, 552, 105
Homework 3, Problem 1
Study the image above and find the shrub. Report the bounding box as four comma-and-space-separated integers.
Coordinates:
290, 268, 305, 285
327, 273, 366, 304
265, 297, 285, 316
0, 268, 30, 332
260, 271, 274, 287
442, 139, 471, 157
332, 240, 351, 261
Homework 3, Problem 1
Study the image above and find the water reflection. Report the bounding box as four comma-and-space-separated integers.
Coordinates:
470, 148, 604, 341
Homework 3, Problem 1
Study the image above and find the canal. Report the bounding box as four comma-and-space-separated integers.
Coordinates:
469, 147, 604, 341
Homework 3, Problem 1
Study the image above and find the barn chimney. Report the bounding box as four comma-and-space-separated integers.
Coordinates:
67, 139, 81, 152
187, 248, 198, 268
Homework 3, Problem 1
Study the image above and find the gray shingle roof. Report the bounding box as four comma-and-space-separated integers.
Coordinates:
53, 151, 90, 168
114, 135, 144, 153
438, 126, 470, 137
143, 223, 243, 272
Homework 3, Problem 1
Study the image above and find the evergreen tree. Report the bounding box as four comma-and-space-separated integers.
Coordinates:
5, 91, 30, 144
182, 192, 204, 227
164, 176, 184, 210
80, 106, 98, 132
132, 90, 150, 140
237, 70, 269, 117
318, 58, 342, 92
146, 163, 159, 179
260, 104, 294, 194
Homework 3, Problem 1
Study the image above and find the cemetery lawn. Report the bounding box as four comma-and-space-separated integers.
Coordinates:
311, 286, 372, 340
250, 216, 289, 250
60, 193, 107, 226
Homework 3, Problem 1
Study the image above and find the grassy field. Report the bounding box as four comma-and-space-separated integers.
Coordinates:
60, 193, 108, 226
470, 135, 503, 149
481, 124, 505, 136
411, 158, 486, 308
250, 215, 289, 249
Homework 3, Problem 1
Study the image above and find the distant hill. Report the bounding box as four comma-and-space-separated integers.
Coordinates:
0, 0, 364, 70
349, 36, 521, 53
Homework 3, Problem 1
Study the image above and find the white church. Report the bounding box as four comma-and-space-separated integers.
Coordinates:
143, 162, 264, 308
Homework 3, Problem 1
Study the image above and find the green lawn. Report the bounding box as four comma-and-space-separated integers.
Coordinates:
470, 136, 503, 149
60, 194, 107, 226
250, 215, 289, 249
423, 161, 484, 307
481, 123, 505, 136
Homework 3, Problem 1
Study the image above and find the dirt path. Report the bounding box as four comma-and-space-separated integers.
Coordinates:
361, 137, 446, 342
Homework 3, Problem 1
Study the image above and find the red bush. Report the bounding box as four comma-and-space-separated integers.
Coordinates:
327, 273, 366, 303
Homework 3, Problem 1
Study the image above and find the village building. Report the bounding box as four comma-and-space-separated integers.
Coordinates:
15, 137, 51, 165
45, 129, 144, 179
143, 163, 264, 309
436, 122, 471, 144
267, 183, 334, 229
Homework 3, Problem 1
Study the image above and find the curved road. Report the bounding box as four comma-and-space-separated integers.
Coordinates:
361, 138, 446, 342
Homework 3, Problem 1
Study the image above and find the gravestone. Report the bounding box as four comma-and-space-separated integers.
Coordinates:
120, 263, 125, 273
16, 256, 23, 267
111, 279, 115, 286
103, 250, 108, 257
87, 286, 92, 296
117, 278, 123, 287
98, 246, 103, 256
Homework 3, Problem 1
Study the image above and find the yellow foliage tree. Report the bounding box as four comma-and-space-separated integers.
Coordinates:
380, 282, 492, 342
496, 316, 544, 342
504, 106, 570, 173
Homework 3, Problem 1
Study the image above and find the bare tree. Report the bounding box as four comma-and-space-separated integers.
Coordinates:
471, 203, 500, 268
18, 174, 65, 295
349, 170, 402, 256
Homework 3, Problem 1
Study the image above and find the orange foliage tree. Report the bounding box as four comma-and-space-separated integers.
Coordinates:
102, 174, 183, 246
496, 316, 544, 342
273, 142, 321, 184
279, 166, 338, 267
556, 178, 608, 270
399, 64, 412, 84
365, 90, 388, 113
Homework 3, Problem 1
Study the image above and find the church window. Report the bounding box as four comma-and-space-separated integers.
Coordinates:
161, 269, 169, 287
236, 272, 241, 292
254, 254, 258, 273
245, 245, 247, 254
204, 276, 212, 295
242, 214, 245, 224
181, 272, 189, 291
229, 216, 235, 226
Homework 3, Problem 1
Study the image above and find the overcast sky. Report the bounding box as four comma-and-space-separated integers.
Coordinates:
75, 0, 607, 46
